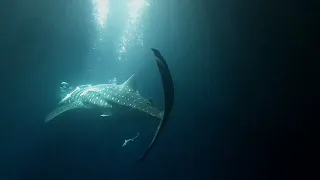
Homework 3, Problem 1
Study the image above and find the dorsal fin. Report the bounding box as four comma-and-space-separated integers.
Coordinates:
122, 74, 137, 91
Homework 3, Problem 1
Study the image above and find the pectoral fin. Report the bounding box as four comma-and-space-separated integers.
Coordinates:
45, 102, 84, 122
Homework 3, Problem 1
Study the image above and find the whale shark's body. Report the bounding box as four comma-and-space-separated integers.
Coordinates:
45, 74, 163, 122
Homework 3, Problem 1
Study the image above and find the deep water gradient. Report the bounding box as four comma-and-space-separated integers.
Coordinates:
0, 0, 317, 180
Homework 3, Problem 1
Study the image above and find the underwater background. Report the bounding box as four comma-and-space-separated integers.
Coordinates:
0, 0, 316, 179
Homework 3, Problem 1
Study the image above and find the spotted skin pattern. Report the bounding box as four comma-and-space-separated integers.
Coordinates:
45, 74, 163, 122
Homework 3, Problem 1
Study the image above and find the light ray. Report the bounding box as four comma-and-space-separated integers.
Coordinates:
117, 0, 149, 61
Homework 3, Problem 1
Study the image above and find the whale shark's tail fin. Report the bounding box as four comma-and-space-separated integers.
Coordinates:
139, 48, 174, 160
156, 111, 164, 120
45, 102, 84, 122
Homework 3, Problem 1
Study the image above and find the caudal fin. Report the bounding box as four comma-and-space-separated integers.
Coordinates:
157, 111, 164, 120
139, 48, 174, 160
139, 119, 164, 160
45, 102, 83, 122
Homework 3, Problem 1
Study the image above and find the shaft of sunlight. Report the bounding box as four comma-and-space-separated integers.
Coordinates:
117, 0, 149, 62
92, 0, 110, 30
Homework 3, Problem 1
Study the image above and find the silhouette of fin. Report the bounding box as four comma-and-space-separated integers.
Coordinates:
139, 48, 174, 160
45, 102, 84, 122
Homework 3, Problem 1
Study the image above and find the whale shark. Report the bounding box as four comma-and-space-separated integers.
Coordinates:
45, 48, 174, 161
45, 74, 163, 122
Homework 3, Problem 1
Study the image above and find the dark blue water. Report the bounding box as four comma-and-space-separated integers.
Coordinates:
0, 0, 316, 179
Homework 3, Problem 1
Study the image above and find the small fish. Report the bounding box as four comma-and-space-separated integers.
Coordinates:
122, 133, 140, 147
